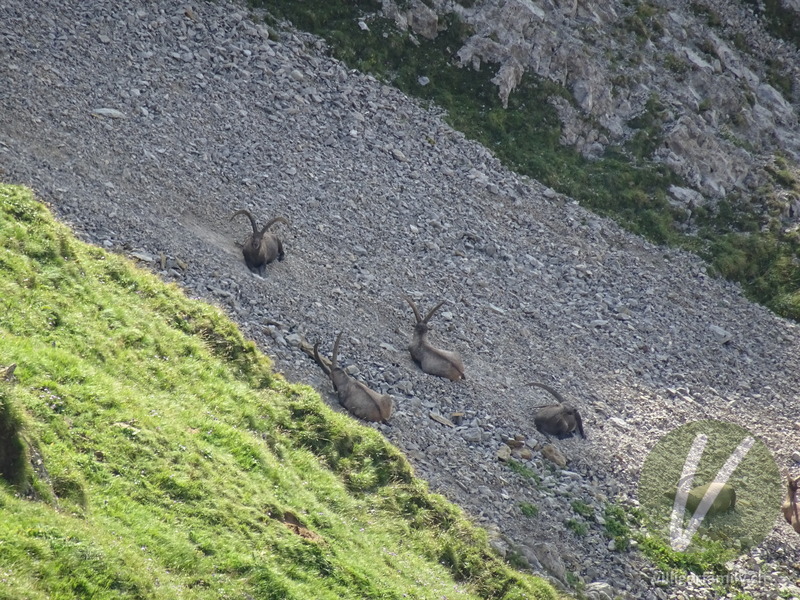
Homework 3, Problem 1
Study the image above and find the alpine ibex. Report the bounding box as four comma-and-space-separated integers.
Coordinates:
666, 475, 736, 518
782, 475, 800, 534
230, 209, 288, 276
404, 296, 465, 381
527, 382, 585, 439
313, 332, 394, 423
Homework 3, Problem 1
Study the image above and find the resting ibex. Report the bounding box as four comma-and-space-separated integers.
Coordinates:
666, 475, 736, 518
782, 475, 800, 534
230, 209, 288, 276
404, 296, 465, 381
313, 332, 394, 423
527, 382, 585, 439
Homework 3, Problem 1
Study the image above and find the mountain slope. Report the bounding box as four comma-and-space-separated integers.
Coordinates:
0, 183, 559, 600
1, 0, 799, 598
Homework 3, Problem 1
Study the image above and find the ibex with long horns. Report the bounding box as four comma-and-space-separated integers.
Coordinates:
313, 332, 394, 423
230, 209, 288, 276
404, 296, 465, 381
527, 382, 585, 439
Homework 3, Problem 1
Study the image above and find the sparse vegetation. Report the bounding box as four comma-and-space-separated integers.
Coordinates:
570, 500, 594, 520
519, 502, 539, 518
638, 534, 730, 577
506, 459, 541, 482
0, 184, 561, 600
604, 504, 633, 551
664, 53, 688, 74
564, 519, 588, 536
741, 0, 800, 49
689, 2, 722, 27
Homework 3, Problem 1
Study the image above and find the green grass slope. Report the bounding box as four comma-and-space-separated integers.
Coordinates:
0, 184, 561, 600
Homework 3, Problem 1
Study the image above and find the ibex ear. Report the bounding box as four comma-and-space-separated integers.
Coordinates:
423, 301, 445, 323
331, 331, 344, 366
404, 296, 422, 323
574, 410, 586, 438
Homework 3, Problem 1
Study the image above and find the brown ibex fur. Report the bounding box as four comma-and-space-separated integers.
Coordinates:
313, 332, 393, 423
404, 296, 465, 381
782, 475, 800, 534
230, 209, 288, 276
528, 382, 585, 439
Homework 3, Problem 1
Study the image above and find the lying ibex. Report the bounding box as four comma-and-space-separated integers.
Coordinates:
230, 209, 288, 276
404, 296, 465, 381
527, 382, 585, 439
313, 332, 394, 423
666, 475, 736, 518
782, 475, 800, 534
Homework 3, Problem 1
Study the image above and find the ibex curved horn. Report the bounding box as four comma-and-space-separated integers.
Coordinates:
422, 301, 445, 324
404, 296, 423, 323
260, 216, 289, 235
230, 209, 258, 234
331, 331, 343, 369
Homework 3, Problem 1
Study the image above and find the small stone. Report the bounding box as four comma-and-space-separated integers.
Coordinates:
709, 324, 733, 344
391, 148, 407, 162
91, 108, 126, 119
496, 444, 512, 462
285, 333, 302, 347
529, 542, 567, 583
584, 582, 614, 600
462, 427, 483, 443
129, 251, 155, 263
609, 417, 629, 430
541, 444, 567, 468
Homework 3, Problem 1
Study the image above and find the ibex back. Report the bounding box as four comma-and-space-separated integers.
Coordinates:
528, 382, 585, 439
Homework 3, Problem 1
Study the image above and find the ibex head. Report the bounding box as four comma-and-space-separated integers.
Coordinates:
405, 296, 444, 337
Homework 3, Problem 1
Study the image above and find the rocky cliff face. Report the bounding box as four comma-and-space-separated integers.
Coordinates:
384, 0, 800, 210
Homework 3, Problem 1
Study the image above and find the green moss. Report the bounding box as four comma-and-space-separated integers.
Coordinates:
564, 519, 588, 536
603, 504, 633, 551
506, 459, 540, 482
